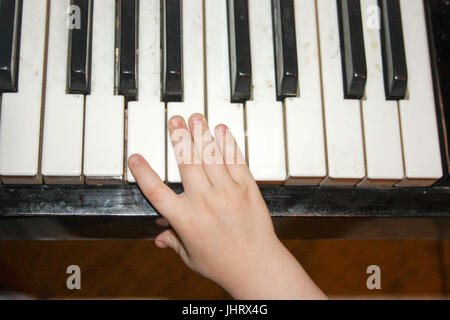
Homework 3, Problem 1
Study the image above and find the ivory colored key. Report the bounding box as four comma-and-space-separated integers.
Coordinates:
246, 0, 286, 183
127, 0, 165, 183
358, 0, 404, 187
317, 0, 365, 186
285, 0, 326, 185
166, 0, 205, 183
396, 0, 442, 186
0, 0, 47, 184
205, 0, 246, 159
83, 0, 125, 183
42, 0, 85, 184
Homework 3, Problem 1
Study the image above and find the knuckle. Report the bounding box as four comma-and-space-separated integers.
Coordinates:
197, 194, 215, 213
230, 183, 250, 200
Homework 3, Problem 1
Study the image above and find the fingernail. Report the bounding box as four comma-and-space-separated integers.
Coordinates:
155, 239, 168, 249
191, 113, 203, 124
170, 116, 183, 128
215, 124, 227, 134
129, 154, 140, 167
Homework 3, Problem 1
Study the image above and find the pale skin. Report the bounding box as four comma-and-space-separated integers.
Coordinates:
128, 113, 327, 300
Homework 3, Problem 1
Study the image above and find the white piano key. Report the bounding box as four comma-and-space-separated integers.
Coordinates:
396, 0, 442, 186
285, 0, 326, 186
41, 0, 85, 184
358, 0, 404, 187
205, 0, 245, 159
0, 0, 48, 184
167, 0, 205, 183
127, 0, 165, 183
317, 0, 365, 186
246, 0, 286, 183
83, 0, 124, 183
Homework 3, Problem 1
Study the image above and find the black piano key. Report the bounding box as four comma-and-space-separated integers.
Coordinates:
271, 0, 298, 101
0, 0, 22, 93
379, 0, 407, 100
227, 0, 252, 103
162, 0, 182, 102
67, 0, 93, 95
337, 0, 367, 99
117, 0, 138, 97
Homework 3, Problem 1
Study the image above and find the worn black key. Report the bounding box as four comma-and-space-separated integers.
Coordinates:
227, 0, 251, 103
117, 0, 138, 97
337, 0, 367, 99
162, 0, 182, 102
67, 0, 93, 94
271, 0, 298, 101
379, 0, 407, 100
0, 0, 22, 93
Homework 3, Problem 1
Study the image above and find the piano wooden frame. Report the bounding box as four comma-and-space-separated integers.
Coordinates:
0, 0, 448, 240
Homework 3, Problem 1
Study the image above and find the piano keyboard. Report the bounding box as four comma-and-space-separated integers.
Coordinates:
0, 0, 446, 187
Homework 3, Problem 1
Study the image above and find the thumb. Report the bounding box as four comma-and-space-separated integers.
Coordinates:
155, 229, 191, 264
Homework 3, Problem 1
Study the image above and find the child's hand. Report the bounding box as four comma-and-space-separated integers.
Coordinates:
128, 113, 326, 299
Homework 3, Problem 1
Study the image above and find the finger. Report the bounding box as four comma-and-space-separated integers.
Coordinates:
214, 124, 255, 185
155, 229, 191, 265
128, 154, 181, 218
168, 116, 211, 191
188, 114, 234, 186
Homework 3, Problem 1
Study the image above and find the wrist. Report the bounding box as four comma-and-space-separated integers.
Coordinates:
218, 237, 326, 299
216, 237, 288, 298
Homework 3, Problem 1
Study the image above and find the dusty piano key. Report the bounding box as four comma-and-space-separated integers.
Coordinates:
358, 0, 404, 187
42, 0, 85, 184
284, 0, 326, 185
67, 0, 93, 94
317, 0, 365, 186
126, 0, 165, 183
227, 0, 252, 103
0, 0, 47, 184
396, 0, 442, 186
117, 0, 138, 97
166, 0, 205, 183
162, 0, 183, 102
0, 0, 22, 93
83, 0, 124, 183
379, 0, 407, 100
271, 0, 298, 100
245, 0, 287, 183
337, 0, 367, 99
206, 0, 246, 158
